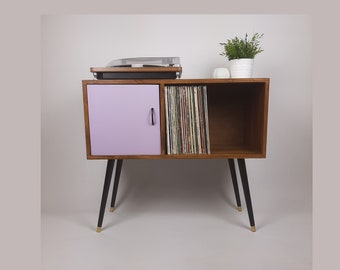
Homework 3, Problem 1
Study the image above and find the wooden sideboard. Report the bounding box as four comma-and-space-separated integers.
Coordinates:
82, 78, 269, 232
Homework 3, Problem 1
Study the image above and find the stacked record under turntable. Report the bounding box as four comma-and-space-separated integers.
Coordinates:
90, 57, 182, 80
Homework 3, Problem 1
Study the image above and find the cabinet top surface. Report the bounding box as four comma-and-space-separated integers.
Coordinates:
82, 78, 269, 85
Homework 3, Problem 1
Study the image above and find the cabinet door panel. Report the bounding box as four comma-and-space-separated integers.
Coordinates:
87, 84, 160, 155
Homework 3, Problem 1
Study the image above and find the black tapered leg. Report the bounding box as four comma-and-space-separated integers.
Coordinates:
110, 159, 123, 212
237, 159, 256, 232
96, 159, 115, 233
228, 159, 242, 211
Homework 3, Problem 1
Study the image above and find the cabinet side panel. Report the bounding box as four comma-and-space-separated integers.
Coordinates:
82, 84, 92, 157
86, 84, 161, 156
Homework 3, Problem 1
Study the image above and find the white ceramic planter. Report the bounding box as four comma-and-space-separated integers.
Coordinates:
229, 58, 254, 78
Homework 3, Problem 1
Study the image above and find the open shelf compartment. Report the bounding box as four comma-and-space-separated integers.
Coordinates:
207, 82, 268, 156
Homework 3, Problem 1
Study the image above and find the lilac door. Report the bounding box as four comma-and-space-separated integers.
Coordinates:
86, 84, 161, 155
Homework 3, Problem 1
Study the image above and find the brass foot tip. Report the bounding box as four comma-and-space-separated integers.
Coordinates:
237, 206, 242, 212
110, 207, 114, 212
250, 226, 256, 232
96, 227, 102, 233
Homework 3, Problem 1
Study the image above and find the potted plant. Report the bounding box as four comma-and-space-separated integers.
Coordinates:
220, 33, 264, 78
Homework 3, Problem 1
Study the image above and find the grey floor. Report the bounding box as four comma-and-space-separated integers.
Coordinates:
42, 160, 312, 270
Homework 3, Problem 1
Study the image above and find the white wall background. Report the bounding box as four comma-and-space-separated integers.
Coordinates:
41, 15, 312, 215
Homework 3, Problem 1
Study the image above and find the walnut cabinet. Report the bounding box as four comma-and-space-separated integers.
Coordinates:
82, 78, 270, 233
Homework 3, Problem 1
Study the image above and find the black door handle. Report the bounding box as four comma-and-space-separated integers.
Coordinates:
151, 108, 155, 125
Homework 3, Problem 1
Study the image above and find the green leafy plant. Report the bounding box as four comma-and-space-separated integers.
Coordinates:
220, 33, 264, 60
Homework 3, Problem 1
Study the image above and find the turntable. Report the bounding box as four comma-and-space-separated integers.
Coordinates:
90, 57, 182, 80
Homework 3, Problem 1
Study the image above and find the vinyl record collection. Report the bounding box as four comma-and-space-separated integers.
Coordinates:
164, 85, 210, 154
